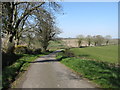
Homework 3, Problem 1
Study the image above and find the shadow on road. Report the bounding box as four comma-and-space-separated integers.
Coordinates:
30, 59, 61, 63
30, 50, 63, 63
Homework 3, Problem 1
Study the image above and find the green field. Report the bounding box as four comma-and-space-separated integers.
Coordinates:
56, 45, 119, 88
70, 45, 118, 64
48, 40, 67, 51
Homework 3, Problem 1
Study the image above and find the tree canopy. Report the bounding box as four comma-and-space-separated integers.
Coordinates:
2, 2, 62, 53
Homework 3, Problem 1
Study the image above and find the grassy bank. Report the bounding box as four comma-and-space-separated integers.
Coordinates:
60, 57, 120, 88
56, 45, 119, 88
2, 54, 45, 89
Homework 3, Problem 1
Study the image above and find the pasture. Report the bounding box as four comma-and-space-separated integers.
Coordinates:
69, 45, 118, 64
48, 40, 68, 51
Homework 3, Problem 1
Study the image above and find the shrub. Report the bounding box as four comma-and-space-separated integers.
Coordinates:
14, 45, 27, 54
79, 46, 87, 48
64, 49, 75, 57
6, 42, 15, 54
14, 45, 42, 54
26, 48, 33, 54
56, 49, 74, 58
2, 52, 23, 68
33, 48, 41, 54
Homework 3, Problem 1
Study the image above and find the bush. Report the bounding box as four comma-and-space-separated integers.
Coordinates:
2, 51, 23, 68
33, 48, 41, 54
26, 49, 33, 54
6, 42, 15, 54
14, 45, 27, 54
14, 45, 42, 54
64, 49, 75, 57
79, 46, 87, 48
56, 49, 74, 59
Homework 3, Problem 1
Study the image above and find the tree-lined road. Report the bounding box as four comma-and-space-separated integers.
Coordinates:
16, 51, 98, 88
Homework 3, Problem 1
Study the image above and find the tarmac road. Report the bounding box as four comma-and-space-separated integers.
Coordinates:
16, 50, 98, 88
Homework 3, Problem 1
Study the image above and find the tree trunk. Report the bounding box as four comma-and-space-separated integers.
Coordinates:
88, 41, 90, 46
28, 41, 31, 48
6, 35, 15, 54
106, 41, 109, 45
42, 48, 46, 52
9, 34, 14, 43
6, 42, 15, 54
95, 42, 97, 46
17, 41, 19, 45
42, 45, 48, 52
78, 41, 81, 47
17, 38, 20, 45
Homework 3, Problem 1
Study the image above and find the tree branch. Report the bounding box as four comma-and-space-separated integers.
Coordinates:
15, 2, 45, 29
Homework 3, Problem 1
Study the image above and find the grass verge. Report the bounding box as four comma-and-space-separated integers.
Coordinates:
2, 54, 46, 89
56, 52, 120, 88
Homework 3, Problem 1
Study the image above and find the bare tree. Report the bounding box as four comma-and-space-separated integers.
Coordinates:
2, 2, 61, 53
2, 2, 45, 42
77, 35, 84, 47
93, 36, 97, 46
2, 2, 45, 53
93, 35, 104, 46
105, 35, 112, 45
86, 35, 92, 46
35, 10, 61, 52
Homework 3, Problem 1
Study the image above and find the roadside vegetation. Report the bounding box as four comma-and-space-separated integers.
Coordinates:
2, 43, 53, 89
1, 2, 62, 89
56, 45, 120, 88
2, 52, 51, 89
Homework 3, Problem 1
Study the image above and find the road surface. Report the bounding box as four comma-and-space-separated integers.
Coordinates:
16, 50, 98, 88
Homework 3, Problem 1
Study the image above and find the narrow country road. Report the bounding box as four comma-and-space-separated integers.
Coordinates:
16, 50, 98, 88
